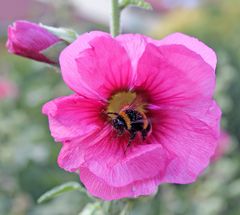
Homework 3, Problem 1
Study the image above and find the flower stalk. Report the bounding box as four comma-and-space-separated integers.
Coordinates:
110, 0, 152, 37
110, 0, 121, 37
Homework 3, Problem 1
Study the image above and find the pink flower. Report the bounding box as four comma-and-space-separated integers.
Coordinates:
7, 20, 60, 64
211, 130, 231, 161
146, 0, 168, 12
0, 78, 18, 100
43, 31, 221, 200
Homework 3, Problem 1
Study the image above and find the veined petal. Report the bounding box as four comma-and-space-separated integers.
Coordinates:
80, 167, 160, 201
57, 125, 111, 172
84, 141, 171, 187
58, 141, 86, 172
60, 32, 134, 100
116, 34, 148, 74
116, 33, 216, 74
75, 36, 134, 99
42, 94, 105, 142
135, 43, 215, 110
151, 32, 217, 70
151, 104, 220, 183
60, 31, 108, 100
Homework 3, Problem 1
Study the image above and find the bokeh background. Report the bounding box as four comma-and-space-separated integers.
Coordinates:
0, 0, 240, 214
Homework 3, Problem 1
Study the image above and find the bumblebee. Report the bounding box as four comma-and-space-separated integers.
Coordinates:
107, 105, 152, 147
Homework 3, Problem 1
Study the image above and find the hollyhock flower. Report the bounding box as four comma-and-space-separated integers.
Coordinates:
211, 130, 231, 161
7, 20, 60, 64
43, 31, 221, 200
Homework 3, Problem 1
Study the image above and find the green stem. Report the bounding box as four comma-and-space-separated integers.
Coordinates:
110, 0, 121, 37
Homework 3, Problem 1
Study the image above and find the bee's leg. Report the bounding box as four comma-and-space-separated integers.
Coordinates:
127, 131, 137, 148
141, 130, 147, 141
141, 123, 151, 142
123, 131, 137, 154
116, 127, 125, 138
112, 128, 124, 141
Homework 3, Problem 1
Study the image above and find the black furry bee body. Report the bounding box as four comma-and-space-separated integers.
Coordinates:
108, 105, 152, 147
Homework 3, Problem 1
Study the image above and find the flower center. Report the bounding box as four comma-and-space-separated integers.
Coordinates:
107, 91, 146, 114
106, 91, 152, 147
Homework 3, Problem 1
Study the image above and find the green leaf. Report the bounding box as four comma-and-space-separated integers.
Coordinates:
78, 202, 104, 215
37, 182, 85, 204
39, 23, 79, 43
119, 0, 152, 10
41, 41, 68, 65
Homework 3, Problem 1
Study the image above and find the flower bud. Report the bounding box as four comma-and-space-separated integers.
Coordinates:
7, 20, 60, 64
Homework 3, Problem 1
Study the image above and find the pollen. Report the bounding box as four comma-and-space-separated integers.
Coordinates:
107, 91, 146, 116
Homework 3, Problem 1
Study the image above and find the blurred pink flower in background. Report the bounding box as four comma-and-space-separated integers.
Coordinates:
0, 78, 18, 100
0, 0, 49, 22
211, 130, 231, 161
7, 21, 60, 64
146, 0, 169, 12
43, 31, 221, 200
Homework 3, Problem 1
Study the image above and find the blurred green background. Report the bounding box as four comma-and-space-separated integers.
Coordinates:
0, 0, 240, 214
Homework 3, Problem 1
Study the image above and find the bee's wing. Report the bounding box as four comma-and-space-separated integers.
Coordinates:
130, 119, 146, 124
130, 117, 157, 125
127, 95, 146, 110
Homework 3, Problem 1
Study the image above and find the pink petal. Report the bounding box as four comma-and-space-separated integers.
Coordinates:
116, 34, 148, 74
58, 123, 171, 187
135, 43, 215, 110
151, 32, 217, 70
42, 94, 105, 142
58, 125, 112, 172
193, 101, 221, 135
80, 167, 160, 200
58, 141, 85, 172
84, 141, 171, 187
116, 33, 216, 74
151, 105, 220, 183
60, 32, 134, 100
0, 78, 18, 100
60, 31, 108, 100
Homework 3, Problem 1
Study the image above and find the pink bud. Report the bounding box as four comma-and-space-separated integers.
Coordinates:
6, 20, 60, 64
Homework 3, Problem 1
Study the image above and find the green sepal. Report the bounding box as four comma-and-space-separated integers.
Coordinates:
39, 23, 79, 43
78, 202, 104, 215
40, 41, 68, 65
119, 0, 152, 10
37, 181, 86, 204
